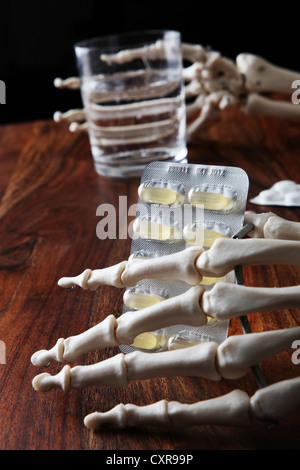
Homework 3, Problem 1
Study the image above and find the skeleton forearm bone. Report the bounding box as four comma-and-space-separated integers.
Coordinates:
244, 93, 300, 118
32, 326, 300, 392
83, 376, 300, 430
244, 213, 300, 241
236, 53, 300, 95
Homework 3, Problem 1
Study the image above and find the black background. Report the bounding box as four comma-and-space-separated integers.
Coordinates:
0, 0, 298, 124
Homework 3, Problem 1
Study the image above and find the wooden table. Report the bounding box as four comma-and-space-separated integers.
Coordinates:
0, 108, 299, 451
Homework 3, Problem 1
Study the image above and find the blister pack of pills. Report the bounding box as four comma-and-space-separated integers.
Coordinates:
250, 180, 300, 207
120, 161, 249, 354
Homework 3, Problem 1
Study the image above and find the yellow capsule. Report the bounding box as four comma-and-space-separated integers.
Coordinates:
188, 186, 237, 211
138, 181, 185, 205
139, 187, 177, 205
201, 276, 221, 286
131, 332, 165, 350
190, 192, 231, 210
203, 229, 230, 248
124, 291, 165, 310
183, 226, 230, 248
133, 218, 181, 242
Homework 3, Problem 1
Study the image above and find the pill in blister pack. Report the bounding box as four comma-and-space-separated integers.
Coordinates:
123, 285, 169, 310
250, 180, 300, 207
188, 184, 237, 211
167, 330, 216, 351
138, 180, 185, 206
133, 214, 182, 242
128, 250, 162, 262
120, 161, 249, 354
183, 220, 232, 248
130, 331, 166, 351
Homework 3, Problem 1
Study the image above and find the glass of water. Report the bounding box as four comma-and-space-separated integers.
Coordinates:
74, 30, 187, 179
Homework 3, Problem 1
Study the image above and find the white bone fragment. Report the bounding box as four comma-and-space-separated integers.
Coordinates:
250, 376, 300, 422
244, 93, 300, 118
236, 54, 300, 94
217, 326, 300, 379
245, 212, 300, 240
53, 77, 80, 90
84, 390, 252, 429
202, 282, 300, 320
53, 109, 86, 123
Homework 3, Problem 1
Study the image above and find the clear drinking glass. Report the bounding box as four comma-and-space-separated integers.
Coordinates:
74, 30, 187, 178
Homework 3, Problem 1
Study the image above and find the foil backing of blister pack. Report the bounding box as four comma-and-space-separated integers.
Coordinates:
120, 161, 249, 354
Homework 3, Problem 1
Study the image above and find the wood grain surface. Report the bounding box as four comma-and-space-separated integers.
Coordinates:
0, 108, 299, 451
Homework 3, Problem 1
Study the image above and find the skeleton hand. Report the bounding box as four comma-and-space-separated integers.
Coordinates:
183, 46, 300, 139
53, 42, 300, 140
31, 213, 300, 430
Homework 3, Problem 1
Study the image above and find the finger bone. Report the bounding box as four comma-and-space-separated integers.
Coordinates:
53, 77, 80, 90
84, 390, 251, 429
250, 376, 300, 422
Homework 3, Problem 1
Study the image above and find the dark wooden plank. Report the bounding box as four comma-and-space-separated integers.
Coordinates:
0, 113, 299, 450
